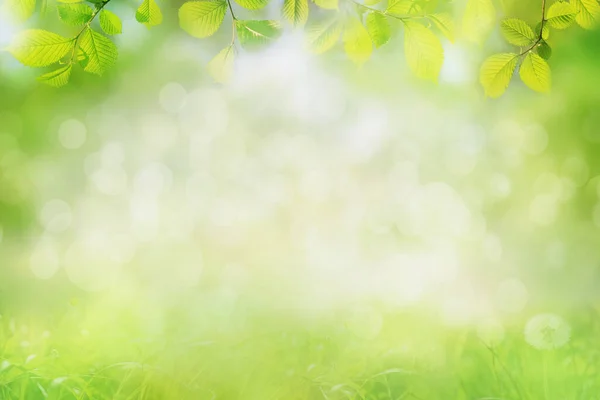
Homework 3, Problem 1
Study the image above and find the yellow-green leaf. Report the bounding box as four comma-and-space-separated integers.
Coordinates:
500, 18, 535, 46
57, 3, 94, 26
364, 0, 381, 5
572, 0, 600, 29
313, 0, 338, 9
79, 28, 118, 76
479, 53, 518, 98
546, 2, 577, 29
236, 20, 282, 48
37, 65, 72, 87
8, 30, 74, 67
235, 0, 268, 10
519, 52, 551, 93
100, 10, 123, 35
283, 0, 309, 26
343, 17, 373, 65
179, 1, 227, 38
403, 21, 444, 82
207, 46, 235, 83
535, 22, 550, 39
2, 0, 36, 22
462, 0, 496, 44
366, 12, 391, 48
537, 41, 552, 60
387, 0, 422, 15
428, 12, 455, 43
305, 18, 342, 54
136, 0, 163, 27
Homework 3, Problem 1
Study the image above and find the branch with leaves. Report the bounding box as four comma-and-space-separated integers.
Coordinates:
480, 0, 600, 97
1, 0, 599, 96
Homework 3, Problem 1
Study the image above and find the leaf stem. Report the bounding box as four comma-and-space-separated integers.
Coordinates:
226, 0, 237, 46
519, 0, 547, 56
69, 0, 112, 63
350, 0, 427, 21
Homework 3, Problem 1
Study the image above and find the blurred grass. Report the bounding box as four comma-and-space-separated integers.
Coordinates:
2, 4, 600, 400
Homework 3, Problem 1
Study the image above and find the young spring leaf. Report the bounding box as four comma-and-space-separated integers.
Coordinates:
100, 10, 123, 35
179, 1, 227, 38
428, 13, 455, 43
462, 0, 495, 44
207, 46, 235, 83
537, 41, 552, 60
366, 12, 391, 48
313, 0, 338, 9
500, 18, 535, 46
519, 52, 551, 93
8, 30, 74, 67
479, 53, 518, 98
57, 3, 94, 26
136, 0, 163, 27
283, 0, 309, 26
305, 18, 342, 54
2, 0, 36, 22
571, 0, 600, 29
343, 17, 373, 65
546, 2, 578, 29
78, 28, 118, 76
535, 22, 550, 40
387, 0, 422, 16
235, 20, 282, 48
38, 65, 73, 88
235, 0, 268, 10
403, 21, 444, 82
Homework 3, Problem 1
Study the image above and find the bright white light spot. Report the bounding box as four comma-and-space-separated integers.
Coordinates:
159, 82, 187, 113
483, 234, 502, 262
40, 199, 72, 233
489, 173, 511, 198
30, 236, 60, 279
496, 278, 528, 313
529, 194, 558, 226
100, 142, 125, 166
133, 163, 172, 196
58, 119, 87, 149
92, 166, 128, 196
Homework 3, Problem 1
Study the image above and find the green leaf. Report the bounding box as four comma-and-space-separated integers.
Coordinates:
8, 30, 74, 67
136, 0, 163, 27
462, 0, 495, 44
403, 21, 444, 82
572, 0, 600, 29
207, 46, 235, 83
364, 0, 382, 5
313, 0, 338, 9
235, 0, 268, 10
283, 0, 309, 26
78, 28, 118, 76
537, 41, 552, 60
37, 65, 72, 87
236, 20, 282, 48
57, 3, 94, 26
2, 0, 36, 22
366, 12, 391, 48
500, 18, 535, 46
56, 0, 84, 3
479, 53, 517, 98
519, 52, 551, 93
343, 17, 373, 65
428, 13, 455, 43
77, 47, 89, 68
100, 10, 123, 35
179, 1, 227, 38
535, 22, 550, 40
305, 18, 342, 54
546, 2, 578, 29
387, 0, 422, 15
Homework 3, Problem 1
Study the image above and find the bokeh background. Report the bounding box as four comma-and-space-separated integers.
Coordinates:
1, 0, 600, 398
